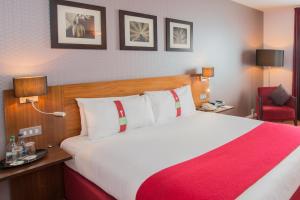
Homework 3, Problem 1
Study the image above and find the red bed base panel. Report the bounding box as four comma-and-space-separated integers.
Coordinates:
64, 165, 300, 200
64, 165, 115, 200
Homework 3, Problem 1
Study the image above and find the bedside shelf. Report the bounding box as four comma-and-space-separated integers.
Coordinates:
0, 146, 71, 181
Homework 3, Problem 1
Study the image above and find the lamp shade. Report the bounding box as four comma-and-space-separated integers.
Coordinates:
256, 49, 284, 67
202, 67, 214, 78
13, 76, 47, 97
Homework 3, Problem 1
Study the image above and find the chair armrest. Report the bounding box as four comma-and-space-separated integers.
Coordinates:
286, 96, 298, 122
286, 96, 297, 108
256, 95, 263, 120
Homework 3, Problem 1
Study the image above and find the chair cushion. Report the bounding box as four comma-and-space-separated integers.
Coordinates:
269, 85, 290, 106
262, 105, 295, 121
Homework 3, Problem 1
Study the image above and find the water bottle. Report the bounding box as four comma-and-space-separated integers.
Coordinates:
5, 136, 17, 164
18, 133, 27, 157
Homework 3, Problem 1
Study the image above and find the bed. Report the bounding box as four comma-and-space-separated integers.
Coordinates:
61, 111, 300, 200
4, 74, 300, 200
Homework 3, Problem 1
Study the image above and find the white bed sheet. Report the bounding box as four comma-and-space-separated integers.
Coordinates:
61, 112, 300, 200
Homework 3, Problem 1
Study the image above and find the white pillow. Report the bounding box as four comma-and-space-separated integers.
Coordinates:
76, 95, 138, 136
145, 85, 196, 124
81, 95, 155, 140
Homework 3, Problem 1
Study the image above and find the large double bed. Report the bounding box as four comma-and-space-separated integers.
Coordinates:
5, 74, 300, 200
61, 111, 300, 200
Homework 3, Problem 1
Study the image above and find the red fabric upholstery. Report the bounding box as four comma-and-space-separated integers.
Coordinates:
256, 87, 297, 122
64, 165, 115, 200
258, 87, 277, 105
291, 187, 300, 200
262, 106, 295, 121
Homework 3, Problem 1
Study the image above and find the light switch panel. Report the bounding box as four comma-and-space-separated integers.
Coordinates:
19, 125, 42, 138
200, 93, 207, 100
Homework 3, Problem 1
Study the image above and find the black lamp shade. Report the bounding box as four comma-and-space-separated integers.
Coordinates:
256, 49, 284, 67
13, 76, 48, 97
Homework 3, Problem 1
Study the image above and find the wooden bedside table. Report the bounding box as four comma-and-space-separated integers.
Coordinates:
197, 105, 234, 113
0, 146, 72, 200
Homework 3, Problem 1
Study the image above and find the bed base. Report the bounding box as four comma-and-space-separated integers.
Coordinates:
64, 165, 300, 200
64, 165, 115, 200
291, 187, 300, 200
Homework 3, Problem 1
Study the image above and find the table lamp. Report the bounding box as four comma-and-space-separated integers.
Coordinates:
201, 67, 214, 94
202, 67, 214, 79
13, 76, 66, 117
256, 49, 284, 86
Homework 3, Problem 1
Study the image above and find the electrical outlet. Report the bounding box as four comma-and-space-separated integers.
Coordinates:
200, 93, 207, 100
19, 125, 42, 138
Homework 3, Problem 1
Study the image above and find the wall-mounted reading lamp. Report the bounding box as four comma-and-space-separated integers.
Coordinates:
13, 76, 66, 117
201, 67, 214, 81
191, 66, 215, 95
201, 67, 214, 93
191, 66, 215, 81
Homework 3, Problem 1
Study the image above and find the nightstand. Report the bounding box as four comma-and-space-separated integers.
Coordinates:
0, 146, 72, 200
197, 105, 234, 113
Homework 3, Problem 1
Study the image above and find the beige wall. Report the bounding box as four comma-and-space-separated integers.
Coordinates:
263, 7, 295, 93
0, 1, 263, 199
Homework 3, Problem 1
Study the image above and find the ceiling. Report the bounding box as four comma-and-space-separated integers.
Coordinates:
232, 0, 300, 11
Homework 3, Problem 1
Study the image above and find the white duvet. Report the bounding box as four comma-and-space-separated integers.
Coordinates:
61, 112, 300, 200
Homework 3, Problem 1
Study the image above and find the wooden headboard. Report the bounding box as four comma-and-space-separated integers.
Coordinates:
3, 74, 208, 148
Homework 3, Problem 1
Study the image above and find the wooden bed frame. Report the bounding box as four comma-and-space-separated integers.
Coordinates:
3, 74, 208, 148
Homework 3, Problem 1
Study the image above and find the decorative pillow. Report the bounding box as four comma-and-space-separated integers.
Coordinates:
81, 95, 155, 140
145, 85, 196, 124
269, 84, 290, 106
76, 95, 138, 136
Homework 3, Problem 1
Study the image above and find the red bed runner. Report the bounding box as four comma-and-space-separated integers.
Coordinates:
136, 122, 300, 200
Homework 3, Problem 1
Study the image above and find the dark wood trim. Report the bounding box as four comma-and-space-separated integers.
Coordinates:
11, 164, 65, 200
50, 0, 107, 49
119, 10, 157, 51
166, 18, 193, 52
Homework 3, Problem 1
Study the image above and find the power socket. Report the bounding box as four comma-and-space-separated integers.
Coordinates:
200, 93, 207, 100
19, 125, 42, 138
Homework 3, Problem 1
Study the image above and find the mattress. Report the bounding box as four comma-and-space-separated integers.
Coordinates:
61, 111, 300, 200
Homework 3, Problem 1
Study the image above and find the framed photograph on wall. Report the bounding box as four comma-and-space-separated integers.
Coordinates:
50, 0, 107, 49
119, 10, 157, 51
166, 18, 193, 52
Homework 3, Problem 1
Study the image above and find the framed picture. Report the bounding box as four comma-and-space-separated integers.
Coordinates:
119, 10, 157, 51
50, 0, 107, 49
166, 18, 193, 52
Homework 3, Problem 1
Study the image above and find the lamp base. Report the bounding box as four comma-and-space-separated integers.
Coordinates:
19, 96, 38, 104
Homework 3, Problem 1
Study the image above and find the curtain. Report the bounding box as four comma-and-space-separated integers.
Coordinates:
293, 8, 300, 118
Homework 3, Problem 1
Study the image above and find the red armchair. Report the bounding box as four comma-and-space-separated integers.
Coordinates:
256, 87, 298, 125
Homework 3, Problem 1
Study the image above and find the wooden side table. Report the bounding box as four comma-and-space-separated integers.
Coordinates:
0, 146, 72, 200
197, 105, 234, 113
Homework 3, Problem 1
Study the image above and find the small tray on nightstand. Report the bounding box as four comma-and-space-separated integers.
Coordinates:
197, 105, 234, 113
0, 149, 48, 169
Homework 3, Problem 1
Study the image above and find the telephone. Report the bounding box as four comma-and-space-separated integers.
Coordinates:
201, 103, 217, 111
215, 100, 225, 107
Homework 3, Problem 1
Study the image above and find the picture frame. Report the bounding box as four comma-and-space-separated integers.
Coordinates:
166, 18, 193, 52
50, 0, 107, 49
119, 10, 157, 51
